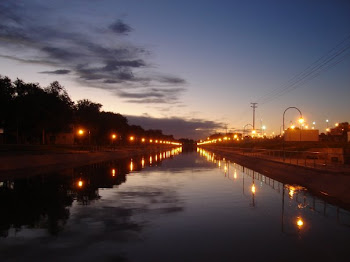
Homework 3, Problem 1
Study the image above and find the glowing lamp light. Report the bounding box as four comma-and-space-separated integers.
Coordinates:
252, 130, 256, 134
141, 138, 145, 142
297, 218, 304, 228
111, 134, 117, 139
335, 123, 339, 127
290, 125, 295, 129
77, 180, 83, 188
130, 160, 134, 171
129, 136, 134, 141
78, 129, 84, 135
150, 139, 153, 143
298, 118, 304, 124
251, 184, 256, 194
112, 168, 116, 177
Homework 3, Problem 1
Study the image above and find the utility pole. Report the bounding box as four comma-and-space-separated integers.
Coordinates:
250, 103, 258, 129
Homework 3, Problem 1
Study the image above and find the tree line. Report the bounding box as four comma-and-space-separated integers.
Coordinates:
0, 75, 175, 145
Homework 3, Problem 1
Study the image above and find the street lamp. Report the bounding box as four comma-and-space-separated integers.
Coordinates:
243, 124, 253, 137
282, 107, 303, 136
282, 107, 303, 160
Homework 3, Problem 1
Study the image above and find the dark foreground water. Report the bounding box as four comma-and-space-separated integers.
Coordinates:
0, 147, 349, 262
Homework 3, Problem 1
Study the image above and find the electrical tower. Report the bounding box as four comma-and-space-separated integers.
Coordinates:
250, 103, 258, 130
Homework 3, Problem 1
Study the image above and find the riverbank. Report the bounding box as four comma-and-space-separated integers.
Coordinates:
0, 145, 176, 178
202, 146, 350, 210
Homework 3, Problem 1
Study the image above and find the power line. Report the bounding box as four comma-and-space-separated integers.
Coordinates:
256, 34, 350, 106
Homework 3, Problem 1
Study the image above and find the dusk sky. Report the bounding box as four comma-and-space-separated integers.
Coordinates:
1, 0, 349, 139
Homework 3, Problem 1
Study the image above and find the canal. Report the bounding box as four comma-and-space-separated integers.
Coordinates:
0, 147, 349, 262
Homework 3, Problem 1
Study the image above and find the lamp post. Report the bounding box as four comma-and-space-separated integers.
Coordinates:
282, 107, 304, 160
243, 124, 254, 138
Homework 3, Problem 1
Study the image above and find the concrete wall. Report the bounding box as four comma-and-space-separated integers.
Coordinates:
309, 147, 344, 164
284, 129, 319, 142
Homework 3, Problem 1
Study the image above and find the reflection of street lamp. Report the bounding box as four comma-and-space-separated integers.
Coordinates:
297, 217, 304, 229
77, 179, 84, 188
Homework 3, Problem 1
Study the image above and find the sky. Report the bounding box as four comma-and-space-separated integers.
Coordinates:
0, 0, 349, 139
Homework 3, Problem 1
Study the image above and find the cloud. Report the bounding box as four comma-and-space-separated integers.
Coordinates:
40, 69, 71, 75
126, 115, 224, 139
109, 19, 133, 34
0, 2, 186, 104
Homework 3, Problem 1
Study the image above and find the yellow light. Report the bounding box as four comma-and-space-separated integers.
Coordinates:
335, 123, 339, 127
129, 136, 134, 141
155, 140, 158, 143
297, 218, 304, 228
234, 171, 237, 179
149, 156, 152, 164
78, 129, 84, 135
251, 184, 256, 194
326, 128, 330, 132
77, 180, 83, 188
150, 139, 153, 143
252, 130, 256, 134
111, 134, 117, 139
141, 158, 145, 168
112, 168, 116, 177
130, 160, 133, 171
298, 118, 304, 124
234, 134, 238, 139
291, 125, 295, 129
141, 138, 145, 142
289, 188, 294, 199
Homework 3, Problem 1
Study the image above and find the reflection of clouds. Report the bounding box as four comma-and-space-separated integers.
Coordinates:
0, 185, 184, 261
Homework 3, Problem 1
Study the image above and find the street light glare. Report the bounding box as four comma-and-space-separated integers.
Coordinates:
298, 118, 304, 124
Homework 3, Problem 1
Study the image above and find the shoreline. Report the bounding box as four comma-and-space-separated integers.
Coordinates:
0, 145, 176, 178
201, 146, 350, 210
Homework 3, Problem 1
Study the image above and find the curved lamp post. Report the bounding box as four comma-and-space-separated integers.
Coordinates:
282, 107, 303, 133
243, 124, 254, 137
282, 107, 304, 160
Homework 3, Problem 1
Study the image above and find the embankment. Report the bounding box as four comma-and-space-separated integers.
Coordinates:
0, 146, 173, 178
203, 146, 350, 210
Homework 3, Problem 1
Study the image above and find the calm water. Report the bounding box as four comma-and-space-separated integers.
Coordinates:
0, 147, 349, 262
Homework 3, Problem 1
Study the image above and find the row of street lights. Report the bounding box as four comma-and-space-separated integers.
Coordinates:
76, 128, 182, 146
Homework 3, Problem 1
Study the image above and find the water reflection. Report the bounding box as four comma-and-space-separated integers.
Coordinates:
197, 147, 350, 234
0, 147, 182, 238
1, 147, 350, 261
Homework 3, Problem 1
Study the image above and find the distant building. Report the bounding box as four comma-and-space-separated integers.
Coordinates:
284, 129, 319, 142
